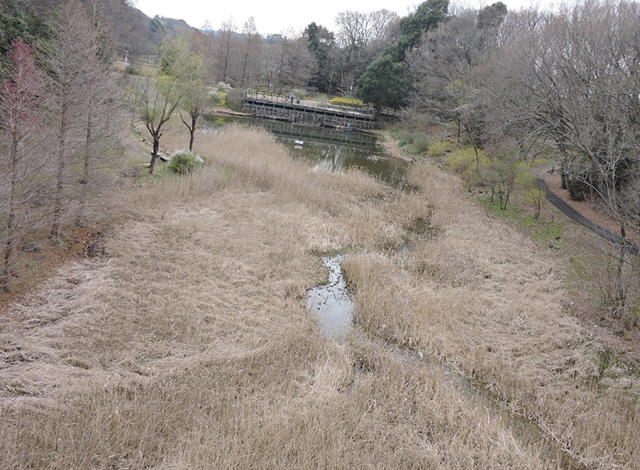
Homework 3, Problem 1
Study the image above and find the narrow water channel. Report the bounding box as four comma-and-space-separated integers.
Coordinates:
307, 254, 585, 470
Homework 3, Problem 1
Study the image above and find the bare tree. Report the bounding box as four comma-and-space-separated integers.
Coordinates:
335, 9, 399, 91
478, 1, 640, 315
335, 10, 397, 54
193, 24, 217, 84
410, 7, 504, 148
0, 39, 47, 291
214, 17, 238, 84
261, 32, 293, 94
47, 0, 90, 240
282, 34, 316, 90
74, 0, 123, 227
239, 17, 261, 87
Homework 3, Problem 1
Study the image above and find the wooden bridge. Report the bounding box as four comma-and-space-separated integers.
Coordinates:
243, 91, 376, 129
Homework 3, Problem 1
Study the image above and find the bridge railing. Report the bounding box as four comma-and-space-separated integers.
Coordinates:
245, 90, 375, 118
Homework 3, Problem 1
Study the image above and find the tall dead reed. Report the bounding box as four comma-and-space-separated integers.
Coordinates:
1, 124, 638, 469
344, 159, 640, 469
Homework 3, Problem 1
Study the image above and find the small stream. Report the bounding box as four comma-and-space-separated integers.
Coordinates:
307, 255, 585, 470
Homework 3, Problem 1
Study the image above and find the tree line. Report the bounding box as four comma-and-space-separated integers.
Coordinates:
173, 6, 424, 96
404, 0, 640, 318
0, 0, 122, 291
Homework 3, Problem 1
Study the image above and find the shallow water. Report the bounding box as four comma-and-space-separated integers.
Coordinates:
306, 255, 353, 341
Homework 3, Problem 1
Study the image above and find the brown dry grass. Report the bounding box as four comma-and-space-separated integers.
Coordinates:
344, 159, 640, 469
1, 123, 638, 469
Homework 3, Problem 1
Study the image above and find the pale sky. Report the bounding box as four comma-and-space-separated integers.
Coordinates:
132, 0, 559, 36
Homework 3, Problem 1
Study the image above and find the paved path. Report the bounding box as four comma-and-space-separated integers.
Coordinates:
535, 176, 640, 257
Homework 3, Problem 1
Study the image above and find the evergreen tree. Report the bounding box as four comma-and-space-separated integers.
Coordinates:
356, 55, 408, 110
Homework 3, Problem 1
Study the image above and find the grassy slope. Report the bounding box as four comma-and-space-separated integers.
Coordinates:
1, 124, 638, 469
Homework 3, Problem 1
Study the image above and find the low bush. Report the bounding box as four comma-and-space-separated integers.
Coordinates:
289, 88, 306, 100
209, 89, 224, 107
168, 150, 203, 175
445, 147, 489, 185
124, 65, 140, 75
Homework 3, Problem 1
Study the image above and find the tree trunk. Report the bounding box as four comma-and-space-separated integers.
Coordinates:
76, 99, 93, 227
560, 150, 568, 190
613, 223, 627, 317
533, 190, 541, 220
181, 112, 197, 153
51, 99, 69, 240
240, 50, 249, 86
189, 114, 196, 152
149, 135, 160, 174
1, 131, 19, 292
474, 144, 480, 173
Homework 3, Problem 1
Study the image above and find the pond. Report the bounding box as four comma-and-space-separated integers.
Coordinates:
201, 115, 409, 186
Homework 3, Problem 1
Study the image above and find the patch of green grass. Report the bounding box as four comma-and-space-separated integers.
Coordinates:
481, 196, 564, 248
426, 140, 454, 157
389, 129, 434, 155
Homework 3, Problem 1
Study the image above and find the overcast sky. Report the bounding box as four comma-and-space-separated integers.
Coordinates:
132, 0, 560, 36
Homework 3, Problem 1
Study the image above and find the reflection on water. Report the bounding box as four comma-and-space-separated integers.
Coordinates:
201, 115, 408, 186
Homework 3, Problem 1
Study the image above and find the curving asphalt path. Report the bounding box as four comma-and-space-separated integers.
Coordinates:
536, 177, 640, 258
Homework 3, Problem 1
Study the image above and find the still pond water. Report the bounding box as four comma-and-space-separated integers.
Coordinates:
201, 115, 408, 186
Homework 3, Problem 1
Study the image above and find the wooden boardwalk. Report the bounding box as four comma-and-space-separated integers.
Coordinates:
243, 91, 376, 129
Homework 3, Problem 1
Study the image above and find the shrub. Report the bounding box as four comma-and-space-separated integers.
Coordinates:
329, 96, 366, 107
290, 88, 306, 100
426, 140, 454, 157
168, 150, 203, 175
446, 147, 487, 175
413, 134, 433, 154
445, 147, 490, 187
209, 89, 224, 107
124, 65, 140, 75
225, 88, 246, 112
397, 130, 414, 146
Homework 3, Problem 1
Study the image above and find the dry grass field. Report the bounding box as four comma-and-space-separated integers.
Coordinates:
1, 123, 639, 469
